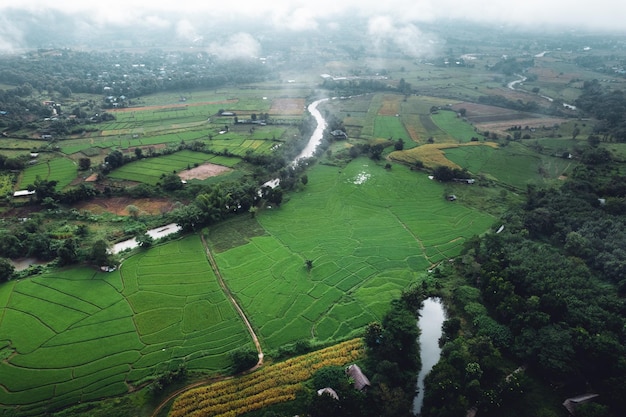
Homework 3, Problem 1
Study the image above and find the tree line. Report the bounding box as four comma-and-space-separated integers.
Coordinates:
423, 151, 626, 416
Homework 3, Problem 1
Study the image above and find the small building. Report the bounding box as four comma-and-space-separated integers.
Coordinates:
563, 393, 599, 415
13, 190, 36, 197
317, 387, 339, 400
447, 194, 457, 201
346, 364, 371, 391
330, 129, 348, 139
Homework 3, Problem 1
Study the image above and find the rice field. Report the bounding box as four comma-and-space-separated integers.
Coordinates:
0, 235, 252, 416
431, 110, 479, 142
108, 150, 240, 185
209, 157, 495, 349
444, 141, 575, 188
18, 157, 77, 190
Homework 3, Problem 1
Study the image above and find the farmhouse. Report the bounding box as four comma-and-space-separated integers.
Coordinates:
346, 364, 371, 391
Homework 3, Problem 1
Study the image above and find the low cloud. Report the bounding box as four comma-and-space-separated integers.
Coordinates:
367, 16, 438, 58
207, 32, 261, 60
0, 16, 25, 53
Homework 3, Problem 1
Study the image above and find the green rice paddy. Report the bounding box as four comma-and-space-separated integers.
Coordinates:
432, 111, 479, 142
444, 142, 576, 188
209, 158, 495, 348
18, 157, 77, 190
107, 150, 240, 185
0, 235, 251, 415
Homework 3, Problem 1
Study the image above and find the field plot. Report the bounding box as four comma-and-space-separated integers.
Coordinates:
0, 236, 252, 415
170, 338, 363, 417
108, 150, 239, 185
431, 111, 479, 142
211, 158, 494, 348
444, 141, 575, 188
373, 115, 410, 141
18, 157, 77, 190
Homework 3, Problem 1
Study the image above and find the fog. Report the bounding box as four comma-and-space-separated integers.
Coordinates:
0, 0, 625, 52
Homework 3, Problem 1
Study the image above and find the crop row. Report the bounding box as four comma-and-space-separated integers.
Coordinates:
169, 338, 363, 417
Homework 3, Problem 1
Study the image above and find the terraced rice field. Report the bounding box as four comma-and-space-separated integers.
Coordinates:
0, 236, 252, 416
209, 158, 495, 348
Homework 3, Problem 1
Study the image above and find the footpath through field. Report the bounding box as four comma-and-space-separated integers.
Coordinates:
150, 234, 264, 417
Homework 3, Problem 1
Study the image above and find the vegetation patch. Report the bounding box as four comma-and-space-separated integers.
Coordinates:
169, 338, 364, 417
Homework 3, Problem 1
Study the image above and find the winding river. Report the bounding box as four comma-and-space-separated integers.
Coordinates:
413, 297, 447, 415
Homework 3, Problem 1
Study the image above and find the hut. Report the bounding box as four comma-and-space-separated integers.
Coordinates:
317, 387, 339, 400
563, 393, 599, 415
346, 364, 371, 391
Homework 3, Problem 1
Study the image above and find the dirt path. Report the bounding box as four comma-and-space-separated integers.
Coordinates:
150, 234, 264, 417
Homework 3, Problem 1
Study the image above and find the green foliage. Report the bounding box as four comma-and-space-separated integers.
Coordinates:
0, 258, 15, 282
230, 347, 258, 374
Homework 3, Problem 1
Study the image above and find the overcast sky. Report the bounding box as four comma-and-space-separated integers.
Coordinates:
1, 0, 625, 52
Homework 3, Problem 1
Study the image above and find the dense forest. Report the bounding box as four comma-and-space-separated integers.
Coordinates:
423, 147, 626, 417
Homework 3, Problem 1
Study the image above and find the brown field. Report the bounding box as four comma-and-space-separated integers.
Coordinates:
450, 102, 567, 133
378, 95, 401, 116
270, 98, 306, 115
75, 197, 177, 215
389, 141, 499, 169
109, 99, 238, 113
178, 163, 232, 180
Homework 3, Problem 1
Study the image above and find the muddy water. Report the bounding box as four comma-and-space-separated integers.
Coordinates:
111, 223, 181, 254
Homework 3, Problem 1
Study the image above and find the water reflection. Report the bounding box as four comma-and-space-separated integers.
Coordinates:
413, 297, 446, 415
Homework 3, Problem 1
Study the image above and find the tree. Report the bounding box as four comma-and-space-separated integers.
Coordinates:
126, 204, 140, 219
78, 157, 91, 171
433, 165, 455, 182
230, 347, 258, 373
105, 150, 124, 169
134, 147, 143, 159
305, 259, 313, 270
57, 238, 79, 266
28, 177, 59, 202
136, 232, 154, 248
89, 239, 111, 266
0, 258, 15, 283
161, 173, 183, 191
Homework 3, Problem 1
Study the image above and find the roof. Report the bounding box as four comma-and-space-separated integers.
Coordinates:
317, 387, 339, 400
13, 190, 36, 197
563, 393, 599, 415
346, 364, 371, 390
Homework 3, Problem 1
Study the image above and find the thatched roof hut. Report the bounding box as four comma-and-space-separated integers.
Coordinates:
346, 364, 371, 391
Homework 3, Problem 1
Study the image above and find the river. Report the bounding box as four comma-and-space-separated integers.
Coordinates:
507, 73, 576, 110
413, 297, 446, 415
262, 97, 329, 189
111, 223, 181, 254
295, 98, 329, 162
